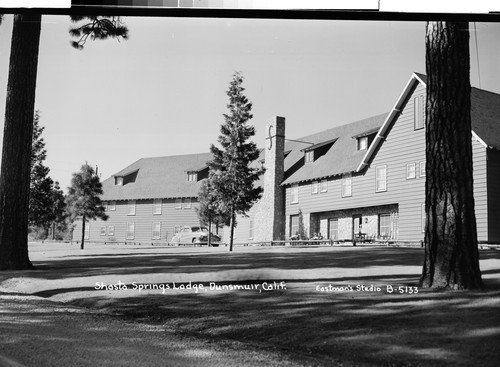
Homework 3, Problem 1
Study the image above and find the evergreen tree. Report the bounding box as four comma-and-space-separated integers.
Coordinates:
66, 164, 108, 250
420, 22, 482, 289
0, 15, 128, 269
29, 111, 55, 232
208, 72, 264, 251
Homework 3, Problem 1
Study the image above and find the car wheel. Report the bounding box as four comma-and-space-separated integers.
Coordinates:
192, 238, 200, 246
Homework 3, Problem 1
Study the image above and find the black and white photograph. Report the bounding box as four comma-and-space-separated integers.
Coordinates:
0, 1, 500, 366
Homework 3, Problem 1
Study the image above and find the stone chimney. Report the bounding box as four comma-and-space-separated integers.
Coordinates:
254, 116, 286, 241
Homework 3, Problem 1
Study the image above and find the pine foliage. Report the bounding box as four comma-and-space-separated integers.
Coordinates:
66, 164, 108, 223
69, 15, 128, 50
196, 179, 231, 229
208, 72, 264, 249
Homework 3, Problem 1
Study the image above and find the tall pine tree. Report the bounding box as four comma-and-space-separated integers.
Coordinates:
66, 164, 108, 250
29, 111, 55, 233
208, 72, 264, 251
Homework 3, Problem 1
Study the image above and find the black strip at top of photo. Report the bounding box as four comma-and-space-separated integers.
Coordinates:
0, 0, 499, 22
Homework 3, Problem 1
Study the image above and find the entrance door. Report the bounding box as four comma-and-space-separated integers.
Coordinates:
352, 215, 362, 239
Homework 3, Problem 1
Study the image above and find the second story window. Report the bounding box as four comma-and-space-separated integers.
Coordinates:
187, 172, 197, 181
311, 181, 319, 194
406, 163, 416, 179
376, 165, 387, 192
184, 198, 192, 209
320, 179, 328, 193
115, 176, 123, 186
341, 174, 352, 197
291, 184, 299, 204
128, 199, 136, 215
153, 199, 162, 215
420, 161, 426, 177
175, 198, 182, 209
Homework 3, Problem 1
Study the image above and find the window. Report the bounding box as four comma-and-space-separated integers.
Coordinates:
375, 165, 387, 192
249, 220, 254, 240
84, 222, 90, 240
311, 181, 319, 194
126, 223, 135, 240
414, 95, 425, 130
108, 226, 115, 236
305, 150, 314, 163
102, 202, 108, 211
187, 172, 197, 182
100, 226, 107, 236
320, 179, 328, 193
128, 199, 136, 215
406, 163, 416, 179
108, 201, 116, 211
115, 176, 123, 186
357, 136, 368, 151
420, 161, 426, 177
328, 219, 338, 240
184, 198, 192, 209
152, 222, 161, 240
341, 174, 352, 197
379, 214, 391, 238
153, 199, 162, 215
421, 204, 426, 233
290, 215, 299, 237
175, 198, 182, 209
291, 184, 299, 204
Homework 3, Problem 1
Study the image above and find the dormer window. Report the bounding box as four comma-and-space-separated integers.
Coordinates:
115, 176, 123, 186
304, 150, 314, 163
357, 136, 368, 151
302, 138, 337, 164
187, 172, 197, 182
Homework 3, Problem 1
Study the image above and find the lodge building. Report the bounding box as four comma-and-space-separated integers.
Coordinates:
75, 73, 500, 245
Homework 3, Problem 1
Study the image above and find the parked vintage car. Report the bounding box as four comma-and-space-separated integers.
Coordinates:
170, 226, 221, 246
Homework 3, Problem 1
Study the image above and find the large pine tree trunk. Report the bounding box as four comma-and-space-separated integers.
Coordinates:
0, 14, 41, 270
420, 21, 483, 289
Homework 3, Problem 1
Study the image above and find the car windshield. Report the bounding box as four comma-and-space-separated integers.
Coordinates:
191, 226, 208, 232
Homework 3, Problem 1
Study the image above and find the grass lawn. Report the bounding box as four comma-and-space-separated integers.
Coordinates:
1, 242, 500, 366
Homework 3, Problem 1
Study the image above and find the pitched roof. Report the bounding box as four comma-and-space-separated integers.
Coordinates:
101, 153, 213, 200
358, 72, 500, 171
281, 113, 387, 186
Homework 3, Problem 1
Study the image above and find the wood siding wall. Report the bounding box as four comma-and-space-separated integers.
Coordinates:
284, 83, 490, 241
73, 198, 201, 244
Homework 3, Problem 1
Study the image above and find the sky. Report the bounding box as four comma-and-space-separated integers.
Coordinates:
0, 15, 499, 191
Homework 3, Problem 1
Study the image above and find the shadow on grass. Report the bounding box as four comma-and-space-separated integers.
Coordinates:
14, 247, 433, 279
68, 281, 500, 366
3, 246, 500, 366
